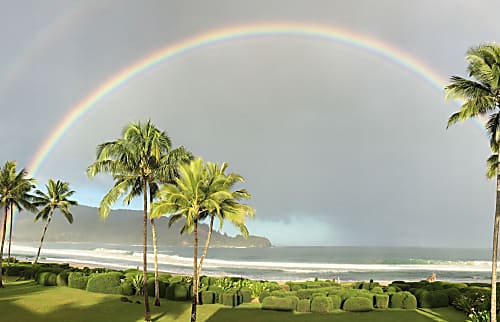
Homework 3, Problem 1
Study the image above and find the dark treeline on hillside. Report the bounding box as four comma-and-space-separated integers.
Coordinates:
12, 205, 271, 248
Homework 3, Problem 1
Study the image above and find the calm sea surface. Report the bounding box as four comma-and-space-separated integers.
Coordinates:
9, 242, 493, 283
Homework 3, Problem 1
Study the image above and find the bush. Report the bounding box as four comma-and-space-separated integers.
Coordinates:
390, 291, 417, 309
311, 296, 332, 313
68, 272, 89, 290
375, 294, 389, 309
262, 296, 294, 311
56, 271, 69, 286
328, 294, 342, 310
38, 272, 57, 286
172, 283, 189, 301
297, 299, 311, 312
445, 288, 461, 305
86, 272, 122, 294
259, 291, 270, 303
286, 295, 299, 311
200, 291, 216, 304
222, 291, 237, 307
371, 286, 384, 294
386, 286, 398, 293
239, 288, 252, 303
121, 281, 134, 296
419, 290, 449, 308
343, 297, 373, 312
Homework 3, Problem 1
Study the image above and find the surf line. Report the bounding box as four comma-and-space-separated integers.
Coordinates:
28, 22, 464, 176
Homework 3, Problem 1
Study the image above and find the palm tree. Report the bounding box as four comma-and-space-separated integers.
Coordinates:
87, 120, 189, 319
445, 43, 500, 321
151, 158, 255, 322
197, 162, 255, 277
0, 161, 36, 287
32, 179, 77, 264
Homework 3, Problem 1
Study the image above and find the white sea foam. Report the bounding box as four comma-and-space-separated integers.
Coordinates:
9, 244, 492, 273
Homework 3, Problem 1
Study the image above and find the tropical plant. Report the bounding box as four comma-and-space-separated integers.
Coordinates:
32, 179, 77, 264
87, 120, 190, 319
0, 161, 36, 287
445, 43, 500, 321
151, 158, 255, 322
132, 274, 145, 295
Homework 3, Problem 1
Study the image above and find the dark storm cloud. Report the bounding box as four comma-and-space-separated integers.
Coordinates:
0, 0, 499, 246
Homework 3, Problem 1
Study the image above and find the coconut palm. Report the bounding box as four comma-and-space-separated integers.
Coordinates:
87, 120, 189, 320
197, 162, 255, 277
151, 158, 255, 322
0, 161, 36, 287
445, 43, 500, 321
32, 179, 77, 264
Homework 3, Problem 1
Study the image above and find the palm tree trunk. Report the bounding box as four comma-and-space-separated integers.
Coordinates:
191, 219, 198, 322
150, 217, 160, 306
492, 159, 500, 322
198, 215, 214, 277
0, 206, 8, 287
35, 212, 53, 264
7, 206, 14, 267
142, 179, 151, 322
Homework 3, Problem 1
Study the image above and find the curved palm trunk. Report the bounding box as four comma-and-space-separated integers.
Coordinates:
197, 215, 214, 277
150, 217, 160, 306
0, 206, 8, 287
34, 211, 53, 264
191, 219, 199, 322
142, 180, 151, 322
7, 206, 14, 267
492, 159, 500, 322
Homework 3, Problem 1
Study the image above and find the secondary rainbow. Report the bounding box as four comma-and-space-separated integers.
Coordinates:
28, 22, 452, 175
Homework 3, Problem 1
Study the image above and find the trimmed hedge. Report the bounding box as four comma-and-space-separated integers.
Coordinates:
86, 272, 122, 294
200, 291, 216, 305
418, 290, 449, 308
328, 294, 341, 310
311, 296, 332, 313
375, 294, 389, 309
121, 281, 134, 296
37, 272, 57, 286
287, 295, 299, 311
56, 271, 69, 286
259, 291, 270, 303
371, 286, 384, 294
262, 296, 294, 311
223, 291, 237, 307
390, 291, 417, 309
297, 299, 311, 312
239, 288, 252, 303
68, 272, 89, 290
343, 297, 373, 312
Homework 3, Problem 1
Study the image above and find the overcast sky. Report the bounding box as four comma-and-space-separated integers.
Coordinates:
1, 0, 499, 247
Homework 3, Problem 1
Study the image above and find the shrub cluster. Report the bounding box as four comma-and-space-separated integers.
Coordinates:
262, 296, 295, 311
343, 297, 373, 312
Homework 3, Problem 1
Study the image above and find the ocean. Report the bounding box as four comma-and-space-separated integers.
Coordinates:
8, 242, 493, 283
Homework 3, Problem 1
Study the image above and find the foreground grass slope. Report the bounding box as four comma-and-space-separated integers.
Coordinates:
1, 279, 466, 322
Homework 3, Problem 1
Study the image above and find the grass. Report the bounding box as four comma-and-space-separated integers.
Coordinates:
0, 279, 467, 322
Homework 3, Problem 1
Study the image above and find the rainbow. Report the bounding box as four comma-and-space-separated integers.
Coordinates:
28, 22, 455, 175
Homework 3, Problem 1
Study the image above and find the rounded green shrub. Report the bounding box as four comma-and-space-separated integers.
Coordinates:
200, 291, 216, 304
286, 295, 299, 311
56, 271, 69, 286
239, 288, 252, 303
371, 286, 384, 294
311, 296, 332, 313
328, 294, 341, 310
222, 291, 237, 307
86, 272, 122, 294
173, 283, 189, 301
419, 290, 449, 308
38, 272, 57, 286
445, 288, 460, 305
375, 294, 389, 309
391, 291, 417, 309
297, 299, 311, 312
385, 286, 398, 293
121, 281, 134, 296
259, 291, 270, 303
262, 296, 294, 311
68, 272, 89, 290
343, 297, 373, 312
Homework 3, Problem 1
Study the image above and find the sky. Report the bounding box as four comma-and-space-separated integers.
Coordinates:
1, 0, 499, 247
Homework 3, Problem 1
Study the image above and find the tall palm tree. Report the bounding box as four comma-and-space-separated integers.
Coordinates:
33, 179, 77, 264
197, 162, 255, 277
445, 43, 500, 321
151, 158, 254, 322
87, 120, 189, 319
0, 161, 36, 287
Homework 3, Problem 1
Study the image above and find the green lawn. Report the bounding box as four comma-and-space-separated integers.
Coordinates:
0, 279, 466, 322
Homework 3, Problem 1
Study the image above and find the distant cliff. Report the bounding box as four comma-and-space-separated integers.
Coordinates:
13, 205, 272, 248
